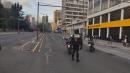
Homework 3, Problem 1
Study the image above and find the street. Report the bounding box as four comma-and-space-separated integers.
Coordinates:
0, 32, 130, 73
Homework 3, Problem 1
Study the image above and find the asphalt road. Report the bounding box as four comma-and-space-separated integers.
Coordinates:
0, 32, 130, 73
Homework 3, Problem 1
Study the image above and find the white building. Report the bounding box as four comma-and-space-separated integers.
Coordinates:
62, 0, 88, 35
87, 0, 130, 41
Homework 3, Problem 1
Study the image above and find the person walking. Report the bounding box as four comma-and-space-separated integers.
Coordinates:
123, 35, 128, 47
72, 37, 80, 62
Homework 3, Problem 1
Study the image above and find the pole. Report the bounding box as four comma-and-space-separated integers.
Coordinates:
37, 2, 39, 41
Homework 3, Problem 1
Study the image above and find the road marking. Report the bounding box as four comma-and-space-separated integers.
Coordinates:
20, 41, 31, 51
38, 36, 44, 52
32, 34, 44, 52
45, 52, 49, 64
32, 42, 40, 52
20, 37, 36, 51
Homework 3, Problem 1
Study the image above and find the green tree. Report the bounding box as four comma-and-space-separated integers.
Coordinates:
11, 3, 23, 30
0, 2, 4, 29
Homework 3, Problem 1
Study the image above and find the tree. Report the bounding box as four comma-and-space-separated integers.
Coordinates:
0, 2, 5, 30
0, 1, 4, 17
11, 3, 23, 30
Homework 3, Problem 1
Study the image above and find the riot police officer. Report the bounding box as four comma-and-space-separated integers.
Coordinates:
72, 37, 80, 62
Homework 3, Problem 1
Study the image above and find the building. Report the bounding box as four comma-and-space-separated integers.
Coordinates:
62, 0, 88, 34
54, 10, 62, 25
42, 15, 48, 24
51, 22, 57, 32
53, 10, 62, 31
87, 0, 130, 41
24, 15, 36, 29
42, 15, 51, 32
2, 1, 12, 8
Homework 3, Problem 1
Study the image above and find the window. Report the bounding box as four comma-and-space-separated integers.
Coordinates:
102, 14, 108, 23
94, 16, 100, 24
124, 6, 130, 19
89, 18, 93, 25
110, 10, 121, 21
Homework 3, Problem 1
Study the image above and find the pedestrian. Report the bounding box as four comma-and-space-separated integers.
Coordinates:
123, 35, 128, 47
108, 35, 113, 45
72, 37, 80, 62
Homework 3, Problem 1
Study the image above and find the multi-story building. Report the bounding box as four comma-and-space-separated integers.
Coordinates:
42, 15, 51, 32
54, 10, 62, 25
42, 15, 48, 24
87, 0, 130, 41
62, 0, 88, 34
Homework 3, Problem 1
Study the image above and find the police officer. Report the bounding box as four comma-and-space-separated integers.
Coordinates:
79, 35, 83, 50
72, 37, 80, 62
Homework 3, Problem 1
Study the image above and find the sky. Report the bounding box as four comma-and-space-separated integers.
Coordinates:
3, 0, 62, 22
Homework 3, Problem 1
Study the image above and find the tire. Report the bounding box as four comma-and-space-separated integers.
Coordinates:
89, 46, 95, 52
68, 48, 71, 55
0, 45, 1, 51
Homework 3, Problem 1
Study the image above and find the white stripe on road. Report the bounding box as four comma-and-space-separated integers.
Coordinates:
38, 35, 44, 52
32, 34, 43, 52
32, 42, 40, 52
19, 37, 36, 51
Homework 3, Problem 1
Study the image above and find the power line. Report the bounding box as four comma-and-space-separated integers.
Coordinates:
39, 4, 62, 7
38, 2, 62, 8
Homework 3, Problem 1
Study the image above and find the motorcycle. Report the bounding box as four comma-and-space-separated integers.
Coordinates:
88, 43, 95, 52
67, 44, 73, 55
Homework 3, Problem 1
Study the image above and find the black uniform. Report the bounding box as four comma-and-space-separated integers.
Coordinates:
72, 38, 80, 62
78, 36, 83, 49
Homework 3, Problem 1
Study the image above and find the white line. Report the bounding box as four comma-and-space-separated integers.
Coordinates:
32, 42, 40, 52
20, 37, 36, 50
45, 52, 49, 64
20, 41, 31, 51
39, 36, 44, 52
32, 35, 43, 52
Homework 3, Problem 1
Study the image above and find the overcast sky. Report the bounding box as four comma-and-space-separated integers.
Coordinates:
3, 0, 62, 22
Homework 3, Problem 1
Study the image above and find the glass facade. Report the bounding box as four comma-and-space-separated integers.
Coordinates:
101, 0, 108, 10
88, 0, 93, 15
110, 10, 121, 21
94, 16, 100, 24
94, 0, 100, 13
110, 0, 121, 7
124, 7, 130, 19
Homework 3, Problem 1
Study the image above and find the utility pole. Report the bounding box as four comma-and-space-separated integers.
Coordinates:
37, 2, 39, 41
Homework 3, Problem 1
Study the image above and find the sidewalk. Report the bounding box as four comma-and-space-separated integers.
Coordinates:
84, 38, 130, 60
